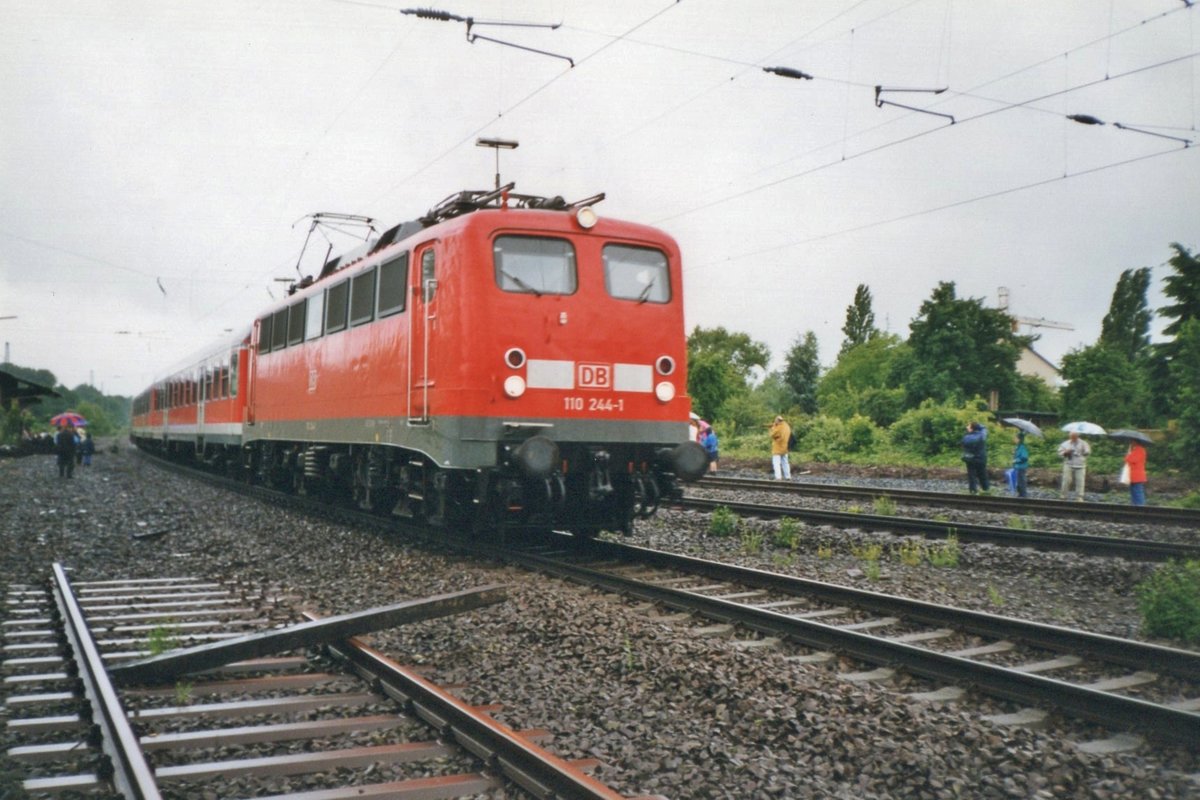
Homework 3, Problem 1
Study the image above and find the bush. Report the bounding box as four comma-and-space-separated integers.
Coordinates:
889, 400, 978, 458
1137, 560, 1200, 642
798, 415, 846, 462
844, 415, 878, 453
709, 506, 738, 537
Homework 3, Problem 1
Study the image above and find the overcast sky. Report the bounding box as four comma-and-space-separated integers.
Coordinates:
2, 0, 1197, 397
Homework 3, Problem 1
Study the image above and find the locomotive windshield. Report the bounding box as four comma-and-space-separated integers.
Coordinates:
494, 236, 577, 295
603, 244, 670, 303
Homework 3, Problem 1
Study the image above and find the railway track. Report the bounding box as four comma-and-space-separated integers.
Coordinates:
2, 563, 641, 799
695, 475, 1200, 528
483, 534, 1200, 752
674, 496, 1200, 561
128, 453, 1200, 757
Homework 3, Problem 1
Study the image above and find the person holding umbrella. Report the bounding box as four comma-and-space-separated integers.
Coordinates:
1111, 430, 1152, 506
54, 423, 78, 478
1011, 431, 1030, 498
1002, 418, 1043, 499
1057, 430, 1092, 501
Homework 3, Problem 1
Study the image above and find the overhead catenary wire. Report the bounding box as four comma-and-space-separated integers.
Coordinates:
653, 48, 1200, 227
682, 145, 1193, 274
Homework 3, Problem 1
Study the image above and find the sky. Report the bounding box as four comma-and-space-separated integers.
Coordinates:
1, 0, 1197, 397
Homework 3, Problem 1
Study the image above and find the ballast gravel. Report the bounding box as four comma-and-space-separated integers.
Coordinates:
1, 446, 1197, 800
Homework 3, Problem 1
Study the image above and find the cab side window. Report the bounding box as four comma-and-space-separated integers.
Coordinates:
326, 280, 349, 333
378, 253, 408, 317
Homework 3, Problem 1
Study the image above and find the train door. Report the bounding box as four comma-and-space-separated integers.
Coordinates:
408, 244, 437, 423
197, 367, 207, 429
246, 322, 260, 425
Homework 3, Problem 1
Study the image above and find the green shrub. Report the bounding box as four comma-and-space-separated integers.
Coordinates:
741, 529, 764, 554
872, 495, 897, 516
1169, 491, 1200, 510
928, 533, 960, 567
888, 400, 976, 458
793, 414, 846, 462
773, 517, 800, 549
1137, 560, 1200, 642
709, 506, 738, 537
843, 414, 879, 453
894, 539, 924, 566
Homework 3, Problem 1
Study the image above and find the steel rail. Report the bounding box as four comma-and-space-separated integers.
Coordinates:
696, 475, 1200, 528
491, 538, 1200, 748
676, 496, 1200, 561
323, 630, 629, 800
49, 562, 163, 800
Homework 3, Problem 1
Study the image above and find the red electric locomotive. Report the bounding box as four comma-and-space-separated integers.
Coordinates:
132, 186, 708, 535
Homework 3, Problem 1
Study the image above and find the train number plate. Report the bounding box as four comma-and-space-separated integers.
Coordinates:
564, 397, 625, 413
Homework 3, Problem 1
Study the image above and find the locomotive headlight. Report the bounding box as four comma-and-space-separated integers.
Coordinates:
655, 381, 676, 402
504, 375, 526, 398
504, 347, 526, 368
655, 355, 675, 376
574, 206, 598, 229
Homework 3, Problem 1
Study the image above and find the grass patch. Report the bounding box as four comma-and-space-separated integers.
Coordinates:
709, 506, 738, 537
928, 533, 960, 568
894, 539, 924, 567
741, 528, 765, 555
1137, 560, 1200, 642
772, 517, 801, 549
147, 622, 180, 656
872, 495, 897, 516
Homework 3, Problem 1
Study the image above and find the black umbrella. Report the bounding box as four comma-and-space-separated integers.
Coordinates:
1108, 429, 1153, 445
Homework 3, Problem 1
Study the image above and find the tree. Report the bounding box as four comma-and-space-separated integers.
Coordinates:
1168, 317, 1200, 472
687, 351, 739, 423
817, 334, 909, 426
839, 284, 878, 356
903, 282, 1028, 408
1059, 344, 1150, 428
1146, 244, 1200, 420
1159, 243, 1200, 345
686, 327, 770, 421
782, 331, 820, 414
1099, 267, 1153, 363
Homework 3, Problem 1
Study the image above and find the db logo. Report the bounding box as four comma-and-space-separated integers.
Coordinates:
577, 362, 612, 389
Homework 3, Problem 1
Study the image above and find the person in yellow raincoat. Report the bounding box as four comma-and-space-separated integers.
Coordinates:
769, 415, 791, 480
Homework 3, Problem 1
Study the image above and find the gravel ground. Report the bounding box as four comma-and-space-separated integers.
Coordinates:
2, 445, 1198, 799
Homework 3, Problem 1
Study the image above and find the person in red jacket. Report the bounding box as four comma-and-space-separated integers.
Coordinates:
1124, 441, 1147, 506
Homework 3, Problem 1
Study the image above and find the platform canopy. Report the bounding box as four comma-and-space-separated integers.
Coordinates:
0, 369, 61, 410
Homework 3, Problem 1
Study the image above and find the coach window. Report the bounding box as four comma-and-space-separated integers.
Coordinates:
326, 280, 349, 333
287, 301, 306, 346
271, 308, 289, 351
603, 244, 670, 303
258, 316, 272, 354
493, 236, 577, 295
305, 291, 324, 341
230, 352, 239, 397
377, 254, 408, 317
350, 267, 376, 327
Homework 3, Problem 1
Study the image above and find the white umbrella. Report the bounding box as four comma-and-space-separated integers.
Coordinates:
1061, 421, 1106, 435
1002, 418, 1043, 437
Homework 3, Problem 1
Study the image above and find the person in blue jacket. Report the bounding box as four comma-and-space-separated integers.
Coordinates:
700, 424, 719, 473
1011, 431, 1029, 498
960, 421, 989, 494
